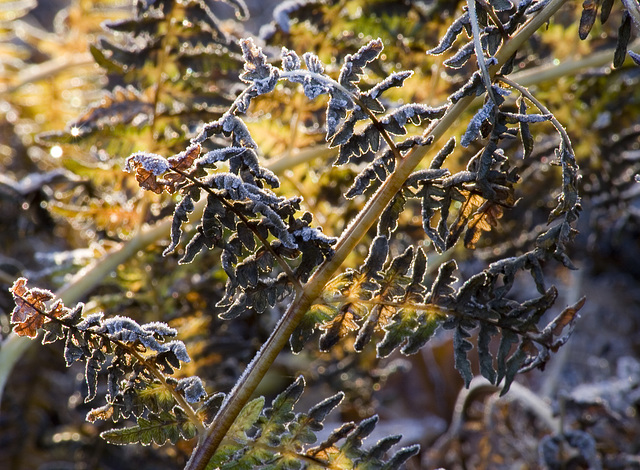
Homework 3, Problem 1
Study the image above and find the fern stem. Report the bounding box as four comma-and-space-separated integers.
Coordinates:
495, 75, 575, 154
467, 0, 498, 106
185, 1, 570, 468
356, 101, 404, 161
509, 38, 640, 86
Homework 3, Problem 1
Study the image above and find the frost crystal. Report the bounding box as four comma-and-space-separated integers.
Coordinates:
294, 226, 337, 245
197, 147, 247, 166
125, 152, 170, 175
303, 52, 324, 74
76, 312, 104, 330
367, 70, 413, 99
461, 100, 495, 147
176, 376, 207, 403
138, 334, 168, 353
281, 47, 301, 71
99, 316, 144, 336
166, 340, 191, 363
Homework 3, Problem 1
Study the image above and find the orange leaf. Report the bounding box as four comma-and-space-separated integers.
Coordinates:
168, 144, 200, 172
465, 201, 504, 249
135, 167, 166, 194
551, 297, 586, 336
9, 278, 54, 338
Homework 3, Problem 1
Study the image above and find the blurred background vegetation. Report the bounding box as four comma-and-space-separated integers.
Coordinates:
1, 0, 640, 468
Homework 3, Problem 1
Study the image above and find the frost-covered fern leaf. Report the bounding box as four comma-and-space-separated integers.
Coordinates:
434, 0, 550, 104
9, 278, 213, 445
398, 77, 568, 255
101, 408, 198, 445
127, 119, 335, 316
198, 36, 446, 200
234, 37, 447, 195
206, 376, 419, 469
291, 230, 585, 394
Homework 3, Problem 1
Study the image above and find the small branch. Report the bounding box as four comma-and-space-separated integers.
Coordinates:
495, 75, 575, 154
267, 145, 337, 175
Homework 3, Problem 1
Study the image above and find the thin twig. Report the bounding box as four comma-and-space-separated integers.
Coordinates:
467, 0, 498, 106
0, 53, 95, 94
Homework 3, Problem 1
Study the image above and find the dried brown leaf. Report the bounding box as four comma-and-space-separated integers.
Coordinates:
550, 297, 586, 337
465, 202, 504, 249
9, 278, 56, 338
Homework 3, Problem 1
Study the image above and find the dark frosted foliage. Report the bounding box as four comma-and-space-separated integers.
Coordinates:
4, 0, 640, 469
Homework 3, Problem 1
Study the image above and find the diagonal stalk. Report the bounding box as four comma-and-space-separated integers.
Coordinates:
185, 0, 570, 468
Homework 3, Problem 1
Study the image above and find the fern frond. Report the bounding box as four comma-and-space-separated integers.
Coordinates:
9, 277, 209, 439
296, 238, 585, 394
207, 376, 419, 470
126, 132, 336, 313
101, 408, 198, 445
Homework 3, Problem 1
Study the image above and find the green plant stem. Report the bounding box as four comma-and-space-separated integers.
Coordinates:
185, 0, 570, 468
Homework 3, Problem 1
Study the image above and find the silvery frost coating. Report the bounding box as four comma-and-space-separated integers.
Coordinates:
15, 0, 626, 464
